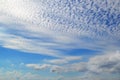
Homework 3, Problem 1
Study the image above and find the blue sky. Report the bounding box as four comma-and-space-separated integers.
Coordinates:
0, 0, 120, 80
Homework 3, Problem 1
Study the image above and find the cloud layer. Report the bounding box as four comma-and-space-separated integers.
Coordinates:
0, 0, 120, 57
0, 0, 120, 80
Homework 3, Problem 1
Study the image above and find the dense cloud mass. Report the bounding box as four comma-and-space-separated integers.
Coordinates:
0, 0, 120, 80
88, 51, 120, 73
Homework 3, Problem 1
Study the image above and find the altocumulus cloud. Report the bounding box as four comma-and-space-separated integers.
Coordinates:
0, 0, 120, 57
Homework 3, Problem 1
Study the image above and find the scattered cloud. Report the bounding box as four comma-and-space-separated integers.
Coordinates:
25, 51, 120, 80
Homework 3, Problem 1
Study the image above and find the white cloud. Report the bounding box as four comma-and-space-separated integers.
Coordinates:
44, 56, 82, 64
0, 68, 120, 80
50, 65, 65, 73
25, 63, 65, 73
26, 62, 87, 73
0, 69, 62, 80
26, 64, 51, 70
64, 56, 82, 61
64, 51, 120, 74
88, 51, 120, 73
64, 51, 120, 80
45, 59, 68, 64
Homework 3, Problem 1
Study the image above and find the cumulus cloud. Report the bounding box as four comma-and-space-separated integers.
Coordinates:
25, 51, 120, 80
68, 51, 120, 74
25, 63, 66, 74
77, 51, 120, 80
50, 65, 64, 73
26, 62, 87, 73
88, 51, 120, 73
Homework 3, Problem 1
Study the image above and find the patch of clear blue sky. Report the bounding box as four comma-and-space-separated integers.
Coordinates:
64, 48, 100, 56
0, 47, 56, 64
